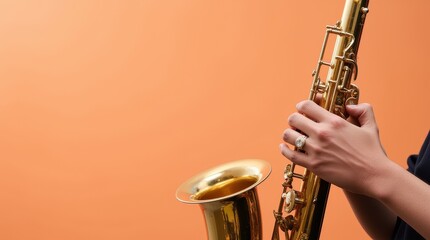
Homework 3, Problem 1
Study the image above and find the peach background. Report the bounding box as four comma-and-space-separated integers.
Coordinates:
0, 0, 429, 239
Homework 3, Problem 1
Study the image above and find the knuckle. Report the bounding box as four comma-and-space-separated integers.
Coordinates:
361, 102, 373, 111
311, 160, 323, 172
329, 117, 346, 129
315, 128, 330, 140
289, 152, 297, 162
312, 145, 323, 156
361, 103, 374, 116
289, 151, 303, 166
306, 158, 318, 171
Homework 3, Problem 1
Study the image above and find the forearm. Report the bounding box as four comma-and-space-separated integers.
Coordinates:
374, 161, 430, 239
343, 190, 397, 240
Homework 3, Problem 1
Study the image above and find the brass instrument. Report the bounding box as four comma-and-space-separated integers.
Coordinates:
272, 0, 369, 239
176, 159, 271, 239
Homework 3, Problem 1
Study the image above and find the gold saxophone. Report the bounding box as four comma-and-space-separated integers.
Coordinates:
272, 0, 369, 239
176, 0, 369, 239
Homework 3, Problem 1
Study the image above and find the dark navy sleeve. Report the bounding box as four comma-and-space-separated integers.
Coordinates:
413, 131, 430, 184
406, 154, 418, 174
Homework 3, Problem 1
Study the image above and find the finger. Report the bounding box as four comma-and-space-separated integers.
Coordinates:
346, 103, 377, 129
282, 128, 302, 145
282, 128, 314, 152
346, 112, 360, 126
296, 100, 331, 123
288, 112, 318, 137
279, 143, 309, 168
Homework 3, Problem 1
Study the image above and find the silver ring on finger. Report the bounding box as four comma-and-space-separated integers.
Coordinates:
295, 135, 308, 151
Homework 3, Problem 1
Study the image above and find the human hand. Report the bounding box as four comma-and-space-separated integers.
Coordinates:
280, 100, 392, 197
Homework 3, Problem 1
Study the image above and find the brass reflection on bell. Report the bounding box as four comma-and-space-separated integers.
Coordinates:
176, 159, 271, 240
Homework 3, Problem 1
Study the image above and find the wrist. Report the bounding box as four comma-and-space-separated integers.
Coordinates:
369, 158, 404, 203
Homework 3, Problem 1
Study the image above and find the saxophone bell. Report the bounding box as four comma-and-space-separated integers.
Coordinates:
176, 159, 271, 240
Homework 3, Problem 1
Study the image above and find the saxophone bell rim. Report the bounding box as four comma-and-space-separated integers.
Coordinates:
176, 159, 271, 204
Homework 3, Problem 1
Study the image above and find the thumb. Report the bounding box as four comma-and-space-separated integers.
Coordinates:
346, 103, 377, 129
